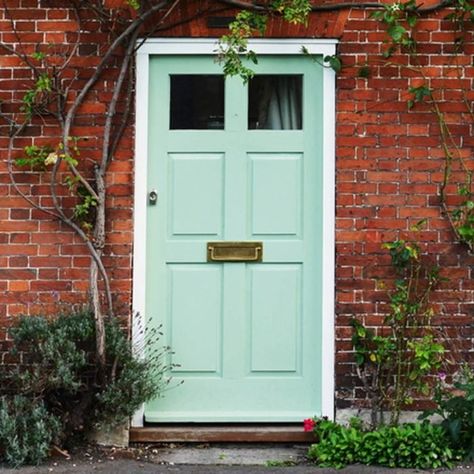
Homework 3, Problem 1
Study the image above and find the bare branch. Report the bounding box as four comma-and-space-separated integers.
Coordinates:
108, 55, 134, 163
64, 0, 174, 144
100, 28, 139, 173
1, 0, 41, 74
57, 5, 82, 75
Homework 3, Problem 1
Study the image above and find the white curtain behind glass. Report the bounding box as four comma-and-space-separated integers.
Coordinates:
256, 76, 302, 130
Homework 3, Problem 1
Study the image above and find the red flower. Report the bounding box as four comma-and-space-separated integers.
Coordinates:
303, 418, 316, 432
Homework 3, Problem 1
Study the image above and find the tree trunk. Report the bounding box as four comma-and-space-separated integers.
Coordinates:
90, 166, 107, 374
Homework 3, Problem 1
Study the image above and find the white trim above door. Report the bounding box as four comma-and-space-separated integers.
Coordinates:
132, 38, 336, 427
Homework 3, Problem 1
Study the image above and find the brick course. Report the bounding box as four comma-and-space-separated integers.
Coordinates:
0, 0, 472, 411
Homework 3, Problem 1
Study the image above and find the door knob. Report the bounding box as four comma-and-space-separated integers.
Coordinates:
148, 190, 158, 205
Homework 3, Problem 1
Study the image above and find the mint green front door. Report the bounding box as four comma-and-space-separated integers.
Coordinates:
145, 54, 324, 422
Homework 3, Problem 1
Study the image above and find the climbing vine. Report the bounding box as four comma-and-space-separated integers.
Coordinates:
370, 0, 474, 251
352, 233, 445, 426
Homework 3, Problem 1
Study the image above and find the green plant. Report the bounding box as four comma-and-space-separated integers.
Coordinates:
217, 1, 312, 81
371, 0, 419, 57
21, 72, 53, 118
307, 417, 364, 468
307, 417, 456, 469
422, 366, 474, 460
0, 396, 61, 467
452, 186, 474, 247
15, 144, 54, 170
352, 235, 445, 426
370, 0, 474, 251
0, 309, 172, 465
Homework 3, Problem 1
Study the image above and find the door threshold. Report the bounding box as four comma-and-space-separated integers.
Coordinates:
130, 424, 313, 443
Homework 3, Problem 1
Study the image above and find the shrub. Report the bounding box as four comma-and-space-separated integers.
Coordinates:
0, 396, 61, 467
0, 309, 171, 466
307, 417, 456, 469
422, 366, 474, 461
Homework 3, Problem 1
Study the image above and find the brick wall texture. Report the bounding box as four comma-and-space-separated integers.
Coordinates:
0, 0, 472, 412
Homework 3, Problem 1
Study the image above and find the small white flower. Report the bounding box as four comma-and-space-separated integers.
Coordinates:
44, 152, 58, 166
390, 3, 401, 11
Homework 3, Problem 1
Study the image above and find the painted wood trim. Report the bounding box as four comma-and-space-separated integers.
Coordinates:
321, 62, 336, 419
132, 38, 337, 428
130, 426, 314, 443
137, 38, 337, 56
131, 50, 149, 428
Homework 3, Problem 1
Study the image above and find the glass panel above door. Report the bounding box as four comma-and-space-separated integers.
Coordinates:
170, 75, 225, 130
248, 75, 303, 130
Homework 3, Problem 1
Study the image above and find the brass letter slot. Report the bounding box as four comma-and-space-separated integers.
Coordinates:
207, 241, 263, 262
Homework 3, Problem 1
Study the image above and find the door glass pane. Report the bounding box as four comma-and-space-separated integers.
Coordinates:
248, 75, 302, 130
170, 75, 224, 130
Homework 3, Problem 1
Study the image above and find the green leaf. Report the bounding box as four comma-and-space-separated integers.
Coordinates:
407, 14, 417, 27
388, 24, 407, 42
324, 55, 342, 73
358, 66, 371, 78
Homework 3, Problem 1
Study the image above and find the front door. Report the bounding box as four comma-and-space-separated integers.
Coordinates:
144, 54, 324, 422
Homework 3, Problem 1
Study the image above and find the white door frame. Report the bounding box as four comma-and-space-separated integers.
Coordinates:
132, 38, 336, 427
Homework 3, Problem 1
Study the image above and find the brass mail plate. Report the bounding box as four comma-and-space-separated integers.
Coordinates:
207, 241, 263, 262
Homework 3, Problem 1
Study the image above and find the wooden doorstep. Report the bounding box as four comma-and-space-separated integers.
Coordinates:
130, 425, 313, 443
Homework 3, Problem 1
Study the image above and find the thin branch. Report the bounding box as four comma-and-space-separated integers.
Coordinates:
46, 156, 114, 313
100, 28, 138, 173
0, 107, 20, 130
108, 56, 134, 163
1, 0, 40, 74
63, 0, 174, 144
7, 129, 62, 221
56, 5, 82, 75
134, 0, 181, 53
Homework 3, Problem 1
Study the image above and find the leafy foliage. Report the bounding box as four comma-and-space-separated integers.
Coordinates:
15, 145, 54, 170
0, 309, 172, 465
323, 54, 342, 73
371, 0, 419, 57
352, 235, 444, 426
21, 72, 53, 118
307, 417, 456, 469
16, 137, 97, 232
0, 396, 61, 468
218, 2, 311, 81
271, 0, 311, 24
451, 185, 474, 247
422, 367, 474, 461
407, 84, 432, 109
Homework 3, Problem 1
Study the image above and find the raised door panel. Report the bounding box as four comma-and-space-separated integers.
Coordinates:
249, 153, 302, 237
168, 264, 223, 374
248, 264, 301, 373
169, 153, 224, 237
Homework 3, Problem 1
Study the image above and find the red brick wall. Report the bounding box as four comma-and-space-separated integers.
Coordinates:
333, 6, 474, 410
0, 0, 472, 411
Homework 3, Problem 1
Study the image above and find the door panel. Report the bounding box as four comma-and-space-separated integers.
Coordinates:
169, 264, 223, 373
250, 153, 302, 236
145, 55, 323, 422
169, 153, 224, 236
249, 264, 301, 373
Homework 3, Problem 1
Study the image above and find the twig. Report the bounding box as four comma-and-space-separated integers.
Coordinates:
7, 129, 62, 221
